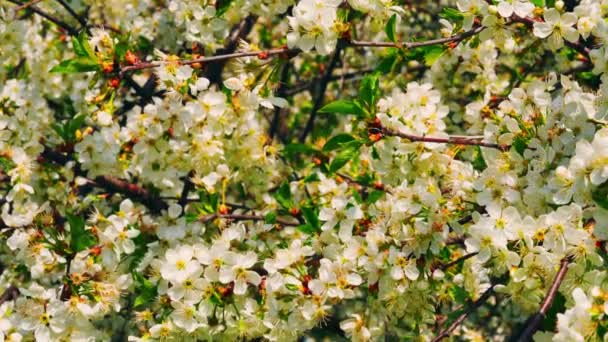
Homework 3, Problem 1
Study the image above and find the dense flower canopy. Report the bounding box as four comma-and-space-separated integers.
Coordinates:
1, 0, 608, 341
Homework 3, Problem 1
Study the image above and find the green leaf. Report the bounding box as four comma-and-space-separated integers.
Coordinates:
71, 36, 87, 57
115, 41, 129, 61
359, 74, 380, 109
471, 146, 487, 171
449, 285, 469, 304
301, 206, 320, 231
421, 45, 447, 66
216, 0, 234, 17
318, 100, 367, 117
593, 182, 608, 210
68, 214, 96, 253
329, 141, 362, 173
274, 183, 293, 209
376, 50, 399, 73
439, 8, 464, 21
323, 134, 356, 152
133, 272, 157, 308
297, 224, 319, 235
512, 135, 530, 155
79, 31, 95, 58
283, 143, 319, 158
50, 57, 100, 74
385, 14, 398, 43
530, 0, 544, 6
264, 212, 277, 224
366, 190, 384, 204
71, 31, 95, 58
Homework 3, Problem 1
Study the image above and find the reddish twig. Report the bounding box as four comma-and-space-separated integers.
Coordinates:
380, 127, 508, 151
432, 285, 495, 342
514, 257, 572, 341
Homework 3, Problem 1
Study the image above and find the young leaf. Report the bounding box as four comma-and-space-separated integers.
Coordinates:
50, 57, 100, 74
274, 183, 293, 209
385, 14, 398, 43
318, 100, 367, 117
329, 141, 362, 173
67, 214, 96, 253
301, 206, 320, 231
216, 0, 234, 17
421, 45, 447, 66
133, 272, 157, 308
323, 134, 356, 152
359, 75, 380, 109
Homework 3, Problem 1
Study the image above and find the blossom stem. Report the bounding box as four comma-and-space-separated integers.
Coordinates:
120, 47, 299, 75
514, 256, 572, 341
119, 26, 487, 76
198, 213, 299, 226
380, 127, 509, 151
350, 26, 486, 49
432, 285, 495, 342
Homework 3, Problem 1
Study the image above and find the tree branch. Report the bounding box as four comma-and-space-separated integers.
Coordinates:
8, 0, 79, 35
379, 126, 509, 151
198, 213, 299, 226
299, 42, 344, 142
432, 285, 495, 342
514, 256, 572, 341
350, 26, 485, 49
55, 0, 87, 29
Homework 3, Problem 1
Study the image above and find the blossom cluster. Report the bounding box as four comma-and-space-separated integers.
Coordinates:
0, 0, 608, 341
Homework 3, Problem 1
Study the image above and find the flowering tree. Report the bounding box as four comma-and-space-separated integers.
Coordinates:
0, 0, 608, 340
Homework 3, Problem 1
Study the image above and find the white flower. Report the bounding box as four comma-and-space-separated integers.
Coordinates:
218, 252, 261, 295
533, 9, 579, 50
496, 1, 534, 18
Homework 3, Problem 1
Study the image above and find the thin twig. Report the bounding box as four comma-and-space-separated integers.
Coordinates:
199, 213, 299, 226
8, 0, 79, 35
12, 0, 43, 12
0, 285, 19, 305
299, 43, 344, 142
350, 26, 485, 49
432, 285, 495, 342
380, 127, 508, 151
438, 252, 478, 271
120, 47, 298, 76
514, 257, 572, 341
55, 0, 87, 29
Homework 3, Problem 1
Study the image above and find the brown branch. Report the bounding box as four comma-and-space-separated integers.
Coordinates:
350, 25, 485, 49
120, 26, 487, 76
207, 15, 258, 85
12, 0, 43, 12
178, 170, 195, 212
8, 0, 79, 35
0, 285, 19, 305
437, 252, 478, 271
55, 0, 87, 29
379, 127, 508, 151
40, 147, 170, 213
90, 176, 168, 212
432, 285, 495, 342
199, 213, 299, 226
120, 46, 298, 76
514, 257, 572, 341
299, 42, 344, 142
